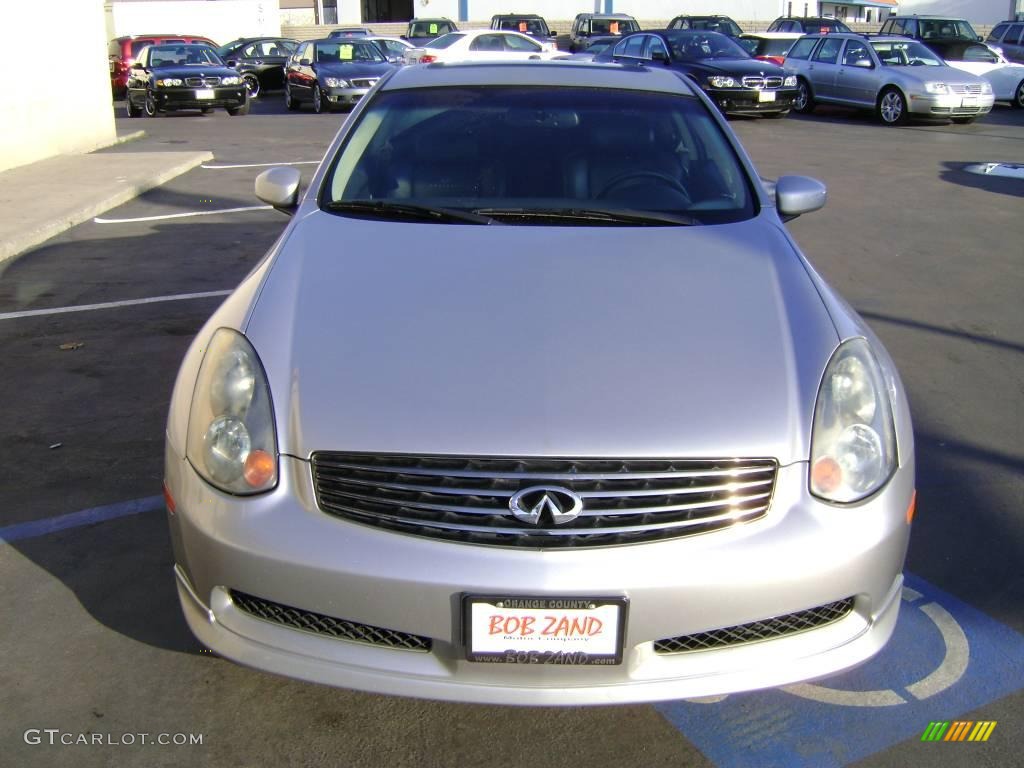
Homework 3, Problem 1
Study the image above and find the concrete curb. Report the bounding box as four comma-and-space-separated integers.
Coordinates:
0, 150, 213, 267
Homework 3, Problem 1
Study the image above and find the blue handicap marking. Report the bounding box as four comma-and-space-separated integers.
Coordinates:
655, 573, 1024, 767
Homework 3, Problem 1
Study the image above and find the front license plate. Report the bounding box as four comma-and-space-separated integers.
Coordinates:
463, 595, 627, 665
196, 89, 215, 99
758, 90, 776, 102
961, 96, 977, 107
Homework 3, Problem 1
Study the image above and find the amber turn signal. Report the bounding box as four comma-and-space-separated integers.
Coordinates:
244, 449, 275, 488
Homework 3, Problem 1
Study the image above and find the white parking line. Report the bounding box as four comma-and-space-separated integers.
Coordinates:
94, 206, 272, 224
0, 290, 231, 321
201, 161, 320, 169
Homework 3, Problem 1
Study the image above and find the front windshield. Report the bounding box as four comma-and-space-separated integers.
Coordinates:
872, 40, 943, 66
498, 19, 549, 36
410, 21, 455, 37
323, 86, 755, 225
666, 31, 751, 60
590, 18, 639, 35
147, 45, 224, 66
691, 19, 742, 36
315, 41, 386, 64
918, 19, 978, 40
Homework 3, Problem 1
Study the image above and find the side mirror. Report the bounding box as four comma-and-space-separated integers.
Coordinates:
851, 58, 873, 68
226, 59, 238, 68
651, 49, 669, 63
299, 58, 311, 66
775, 175, 827, 220
255, 166, 302, 215
400, 34, 408, 40
549, 31, 558, 36
131, 62, 145, 70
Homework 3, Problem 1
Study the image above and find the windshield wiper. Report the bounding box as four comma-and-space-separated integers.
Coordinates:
323, 200, 500, 224
472, 207, 700, 226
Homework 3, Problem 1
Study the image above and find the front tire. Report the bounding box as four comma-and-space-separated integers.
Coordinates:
144, 90, 159, 117
877, 87, 908, 126
1012, 79, 1024, 109
312, 84, 327, 114
125, 94, 142, 118
243, 73, 260, 99
794, 78, 815, 114
226, 100, 250, 116
285, 82, 300, 111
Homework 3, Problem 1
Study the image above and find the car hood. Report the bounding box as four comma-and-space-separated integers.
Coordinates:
688, 58, 788, 77
150, 65, 238, 78
316, 62, 393, 78
245, 214, 839, 463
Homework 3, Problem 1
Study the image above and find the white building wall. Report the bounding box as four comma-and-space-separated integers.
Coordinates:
0, 0, 115, 174
110, 0, 281, 43
894, 0, 1012, 24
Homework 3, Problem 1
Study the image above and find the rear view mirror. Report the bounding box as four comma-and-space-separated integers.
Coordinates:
255, 166, 302, 215
775, 175, 827, 220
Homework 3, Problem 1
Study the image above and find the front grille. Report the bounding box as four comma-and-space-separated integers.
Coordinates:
654, 598, 855, 654
185, 76, 221, 87
231, 590, 432, 651
949, 83, 983, 95
349, 77, 379, 88
311, 453, 777, 548
743, 76, 784, 89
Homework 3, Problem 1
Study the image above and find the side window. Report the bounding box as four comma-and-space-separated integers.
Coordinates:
786, 37, 817, 60
841, 40, 870, 65
241, 44, 259, 58
987, 23, 1007, 42
621, 34, 646, 58
648, 36, 669, 60
502, 34, 540, 51
300, 43, 313, 62
1009, 25, 1024, 45
470, 34, 504, 51
813, 37, 843, 64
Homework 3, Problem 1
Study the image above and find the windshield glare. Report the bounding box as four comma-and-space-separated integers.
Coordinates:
666, 31, 750, 60
315, 42, 385, 63
323, 86, 755, 225
148, 45, 222, 66
872, 40, 943, 66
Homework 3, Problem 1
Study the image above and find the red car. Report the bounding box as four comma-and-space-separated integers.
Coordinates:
109, 34, 217, 98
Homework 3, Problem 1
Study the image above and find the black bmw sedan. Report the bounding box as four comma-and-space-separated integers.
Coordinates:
126, 44, 249, 117
595, 30, 798, 117
217, 37, 298, 98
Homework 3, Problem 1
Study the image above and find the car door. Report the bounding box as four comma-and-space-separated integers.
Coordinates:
288, 42, 315, 100
806, 36, 843, 101
835, 38, 878, 105
1002, 24, 1024, 63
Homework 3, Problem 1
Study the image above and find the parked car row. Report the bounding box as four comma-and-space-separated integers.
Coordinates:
112, 14, 1024, 122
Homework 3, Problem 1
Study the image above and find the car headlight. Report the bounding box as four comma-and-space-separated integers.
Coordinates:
221, 75, 242, 85
156, 78, 183, 87
810, 338, 897, 503
708, 76, 738, 88
324, 77, 349, 88
185, 328, 278, 495
783, 75, 797, 87
923, 81, 949, 94
980, 81, 993, 94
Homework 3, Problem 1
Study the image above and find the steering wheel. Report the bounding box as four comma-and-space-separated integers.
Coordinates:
596, 170, 690, 202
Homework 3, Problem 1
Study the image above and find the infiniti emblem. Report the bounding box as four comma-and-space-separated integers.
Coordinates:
509, 486, 584, 526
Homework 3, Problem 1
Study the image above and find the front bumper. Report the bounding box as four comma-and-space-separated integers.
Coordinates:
706, 87, 798, 115
910, 92, 995, 118
324, 86, 371, 107
153, 86, 247, 111
166, 448, 913, 705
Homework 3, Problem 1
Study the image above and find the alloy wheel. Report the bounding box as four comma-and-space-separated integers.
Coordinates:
879, 90, 905, 125
313, 85, 324, 113
244, 74, 260, 99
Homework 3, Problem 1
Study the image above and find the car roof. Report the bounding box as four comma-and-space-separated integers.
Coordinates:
887, 14, 970, 19
741, 32, 803, 39
307, 37, 382, 45
493, 13, 544, 18
578, 13, 637, 19
379, 61, 699, 96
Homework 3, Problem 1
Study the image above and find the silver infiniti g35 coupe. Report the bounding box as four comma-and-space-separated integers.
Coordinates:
164, 61, 915, 705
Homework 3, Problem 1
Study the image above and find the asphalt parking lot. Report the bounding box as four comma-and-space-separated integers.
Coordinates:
1, 92, 1022, 768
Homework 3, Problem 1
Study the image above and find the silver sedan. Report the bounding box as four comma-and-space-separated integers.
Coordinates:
785, 33, 994, 124
164, 61, 915, 705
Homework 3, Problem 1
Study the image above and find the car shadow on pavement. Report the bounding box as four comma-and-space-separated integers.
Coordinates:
938, 160, 1024, 198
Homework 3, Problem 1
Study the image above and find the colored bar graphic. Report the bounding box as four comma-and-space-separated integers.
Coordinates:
921, 721, 997, 742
